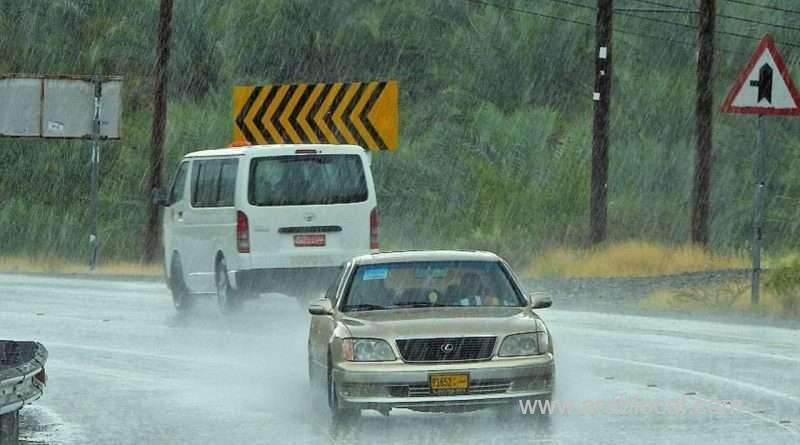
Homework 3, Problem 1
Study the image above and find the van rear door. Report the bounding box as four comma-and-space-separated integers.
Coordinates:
243, 151, 376, 269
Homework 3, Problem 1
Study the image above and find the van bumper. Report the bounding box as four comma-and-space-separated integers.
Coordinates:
234, 267, 341, 298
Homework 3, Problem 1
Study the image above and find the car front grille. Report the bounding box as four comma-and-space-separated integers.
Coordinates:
395, 337, 496, 363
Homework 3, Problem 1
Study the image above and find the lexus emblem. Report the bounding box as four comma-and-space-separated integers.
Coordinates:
440, 343, 455, 353
303, 212, 315, 222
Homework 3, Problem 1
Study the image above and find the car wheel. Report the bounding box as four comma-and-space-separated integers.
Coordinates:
169, 255, 193, 312
327, 362, 359, 421
215, 257, 241, 314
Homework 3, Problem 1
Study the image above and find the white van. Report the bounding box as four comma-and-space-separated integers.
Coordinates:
158, 144, 378, 312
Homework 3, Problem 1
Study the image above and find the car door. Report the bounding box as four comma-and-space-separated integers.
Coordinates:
309, 263, 350, 372
163, 161, 190, 279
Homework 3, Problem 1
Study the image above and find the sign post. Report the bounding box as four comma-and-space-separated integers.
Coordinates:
0, 74, 122, 270
89, 76, 102, 270
751, 115, 766, 305
721, 34, 800, 305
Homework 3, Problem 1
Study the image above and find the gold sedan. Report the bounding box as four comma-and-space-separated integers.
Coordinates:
307, 250, 554, 419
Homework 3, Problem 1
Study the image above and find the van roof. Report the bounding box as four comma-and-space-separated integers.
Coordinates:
184, 144, 366, 158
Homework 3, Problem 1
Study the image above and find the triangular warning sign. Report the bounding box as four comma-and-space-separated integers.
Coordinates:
721, 34, 800, 116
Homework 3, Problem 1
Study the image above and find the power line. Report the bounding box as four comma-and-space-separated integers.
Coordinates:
542, 0, 595, 11
718, 12, 800, 33
464, 0, 742, 53
633, 0, 800, 33
611, 4, 800, 48
720, 0, 800, 15
614, 8, 694, 13
614, 10, 695, 30
464, 0, 594, 28
631, 0, 693, 11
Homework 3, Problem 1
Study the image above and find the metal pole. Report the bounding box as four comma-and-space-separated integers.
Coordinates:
751, 114, 766, 305
89, 76, 102, 271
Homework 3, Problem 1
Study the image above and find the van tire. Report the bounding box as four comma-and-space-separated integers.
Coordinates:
215, 256, 241, 314
169, 255, 193, 312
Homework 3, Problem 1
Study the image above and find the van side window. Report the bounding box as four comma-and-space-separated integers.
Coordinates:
169, 162, 189, 205
191, 159, 238, 208
218, 159, 238, 207
192, 160, 220, 207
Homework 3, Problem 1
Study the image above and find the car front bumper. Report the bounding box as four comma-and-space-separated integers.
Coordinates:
332, 353, 555, 410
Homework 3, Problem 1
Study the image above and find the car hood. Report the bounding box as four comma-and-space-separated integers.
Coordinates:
338, 306, 543, 339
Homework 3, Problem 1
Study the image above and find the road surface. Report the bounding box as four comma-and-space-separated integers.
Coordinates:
1, 273, 799, 444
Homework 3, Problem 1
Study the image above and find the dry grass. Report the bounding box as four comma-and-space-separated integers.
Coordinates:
0, 256, 162, 277
525, 241, 748, 278
639, 282, 797, 318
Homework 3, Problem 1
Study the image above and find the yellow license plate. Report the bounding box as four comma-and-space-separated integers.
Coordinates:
429, 373, 469, 392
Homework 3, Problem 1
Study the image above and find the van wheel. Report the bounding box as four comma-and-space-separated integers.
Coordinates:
169, 255, 193, 311
215, 257, 241, 314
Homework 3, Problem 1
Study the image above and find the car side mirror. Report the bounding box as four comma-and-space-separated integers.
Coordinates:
529, 292, 553, 309
308, 298, 333, 316
152, 188, 169, 207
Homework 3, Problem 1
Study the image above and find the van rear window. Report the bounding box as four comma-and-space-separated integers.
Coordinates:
248, 155, 368, 206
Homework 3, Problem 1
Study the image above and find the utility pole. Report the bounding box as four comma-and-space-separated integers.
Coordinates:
590, 0, 613, 245
144, 0, 174, 262
692, 0, 715, 246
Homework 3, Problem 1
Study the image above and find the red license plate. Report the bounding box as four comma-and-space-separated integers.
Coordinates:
294, 234, 325, 247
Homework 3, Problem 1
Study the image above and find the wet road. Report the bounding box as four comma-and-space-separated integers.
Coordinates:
2, 273, 799, 444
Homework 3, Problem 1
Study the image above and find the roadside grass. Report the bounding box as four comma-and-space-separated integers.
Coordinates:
0, 256, 162, 277
524, 241, 748, 278
638, 282, 799, 319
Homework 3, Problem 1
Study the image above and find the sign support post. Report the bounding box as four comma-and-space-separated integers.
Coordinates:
751, 114, 766, 305
89, 76, 102, 270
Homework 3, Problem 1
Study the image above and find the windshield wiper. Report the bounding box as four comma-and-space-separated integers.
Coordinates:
392, 302, 450, 308
342, 303, 387, 312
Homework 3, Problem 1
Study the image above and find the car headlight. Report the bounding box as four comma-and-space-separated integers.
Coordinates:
342, 338, 396, 362
499, 333, 540, 357
497, 331, 550, 357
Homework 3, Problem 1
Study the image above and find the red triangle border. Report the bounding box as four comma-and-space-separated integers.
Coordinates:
721, 34, 800, 116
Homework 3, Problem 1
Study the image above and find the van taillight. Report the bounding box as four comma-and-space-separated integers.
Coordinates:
237, 211, 250, 253
370, 208, 379, 250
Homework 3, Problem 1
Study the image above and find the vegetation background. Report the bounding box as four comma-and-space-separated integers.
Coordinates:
2, 0, 800, 267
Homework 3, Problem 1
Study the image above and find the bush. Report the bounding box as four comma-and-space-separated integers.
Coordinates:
765, 260, 800, 315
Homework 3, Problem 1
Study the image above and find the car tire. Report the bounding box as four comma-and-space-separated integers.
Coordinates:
169, 255, 193, 312
327, 361, 360, 422
215, 256, 241, 314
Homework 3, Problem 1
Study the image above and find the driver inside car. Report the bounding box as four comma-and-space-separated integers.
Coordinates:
443, 272, 501, 306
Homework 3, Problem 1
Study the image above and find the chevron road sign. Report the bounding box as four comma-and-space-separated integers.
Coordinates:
232, 80, 398, 150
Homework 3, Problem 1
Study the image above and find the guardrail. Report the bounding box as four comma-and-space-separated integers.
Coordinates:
0, 341, 47, 445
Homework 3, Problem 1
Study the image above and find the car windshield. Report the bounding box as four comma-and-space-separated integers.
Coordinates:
248, 154, 367, 206
341, 261, 525, 312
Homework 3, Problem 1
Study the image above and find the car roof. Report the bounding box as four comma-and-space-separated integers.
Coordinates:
184, 144, 366, 158
351, 250, 503, 265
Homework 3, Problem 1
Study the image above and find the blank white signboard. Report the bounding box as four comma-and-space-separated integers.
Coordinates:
0, 78, 42, 137
0, 76, 122, 139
